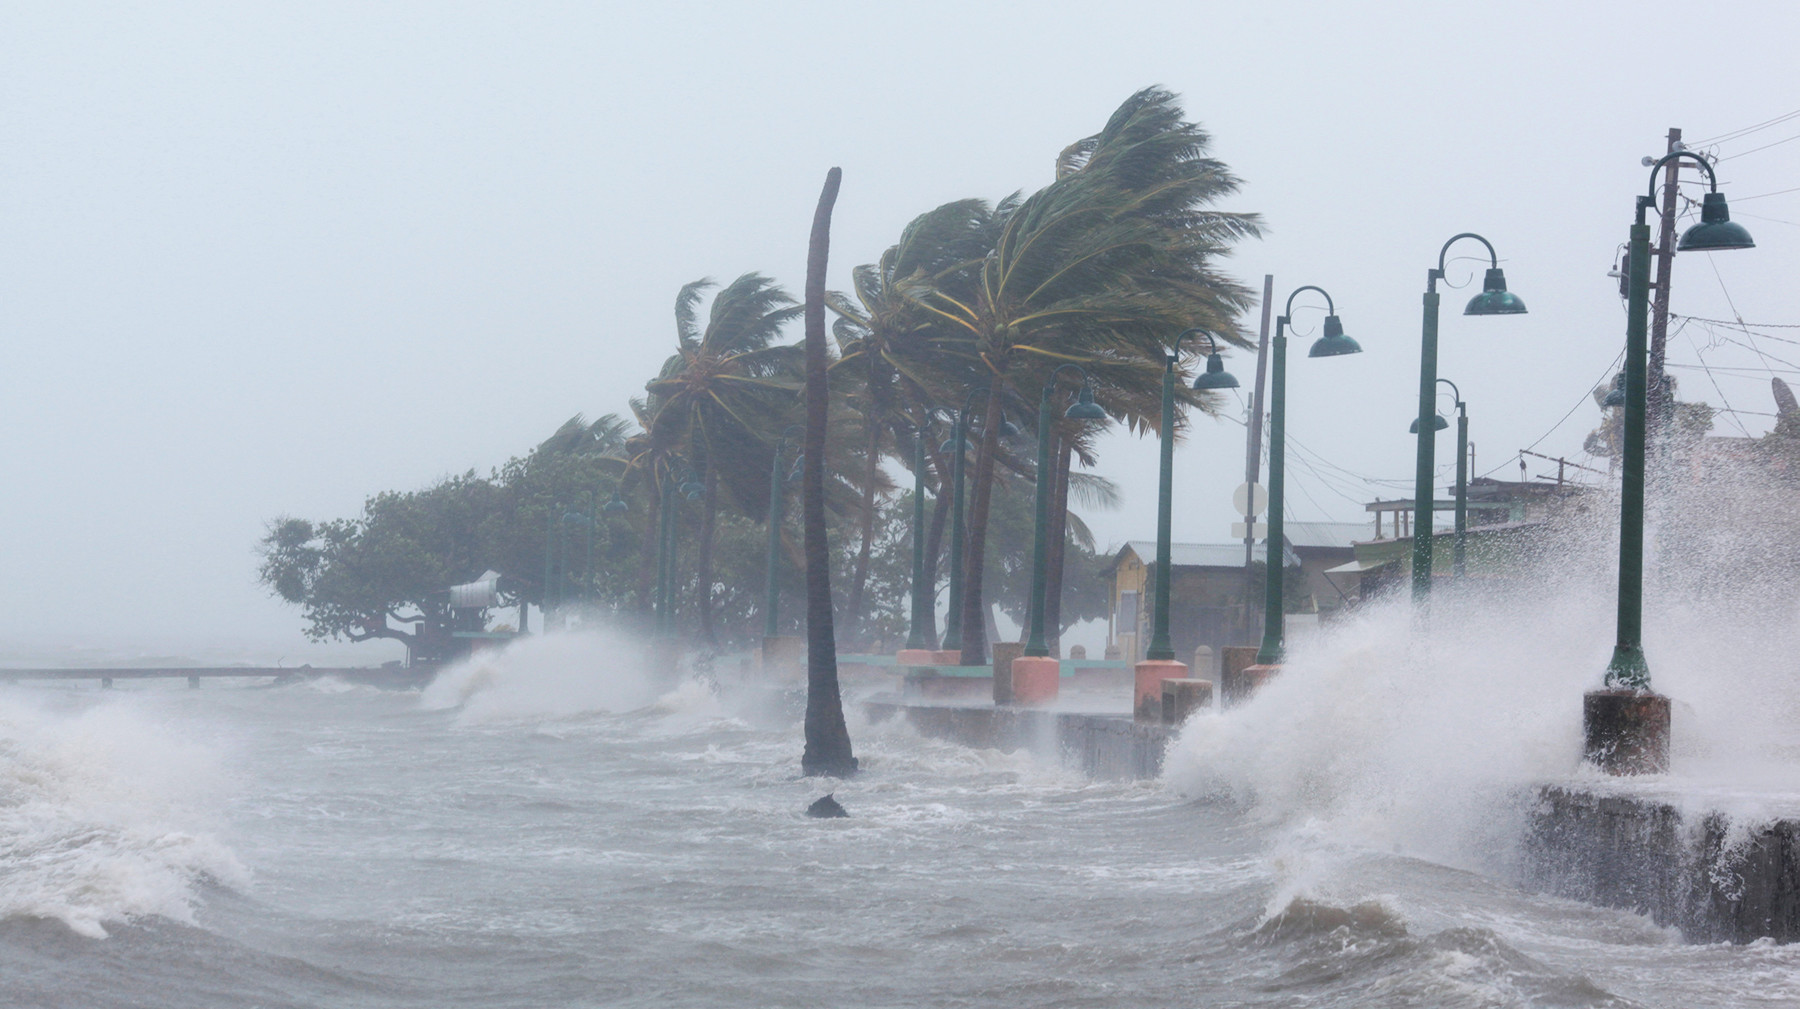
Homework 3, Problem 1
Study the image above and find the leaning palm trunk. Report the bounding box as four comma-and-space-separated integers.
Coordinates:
696, 465, 719, 646
801, 167, 857, 778
1044, 437, 1073, 655
956, 383, 1006, 665
920, 448, 952, 647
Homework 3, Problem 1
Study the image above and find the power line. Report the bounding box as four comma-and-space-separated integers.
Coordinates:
1691, 108, 1800, 147
1673, 314, 1800, 330
1719, 131, 1800, 162
1473, 350, 1627, 479
1736, 185, 1800, 203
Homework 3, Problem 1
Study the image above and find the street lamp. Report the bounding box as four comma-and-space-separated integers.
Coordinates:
1253, 286, 1362, 667
763, 426, 803, 637
1412, 234, 1526, 607
1588, 150, 1752, 775
1407, 379, 1470, 579
1145, 329, 1239, 664
1023, 364, 1108, 660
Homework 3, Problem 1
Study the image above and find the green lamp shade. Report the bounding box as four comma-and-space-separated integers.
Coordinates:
1601, 373, 1626, 408
998, 418, 1022, 438
602, 494, 628, 514
1409, 413, 1449, 434
1678, 193, 1755, 251
939, 436, 974, 453
1464, 267, 1527, 315
1064, 385, 1108, 420
1308, 315, 1362, 358
1191, 352, 1240, 390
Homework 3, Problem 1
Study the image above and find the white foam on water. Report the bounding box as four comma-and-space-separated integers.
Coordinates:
0, 693, 246, 937
419, 629, 663, 725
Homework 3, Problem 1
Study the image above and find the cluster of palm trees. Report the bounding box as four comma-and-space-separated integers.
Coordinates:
611, 87, 1262, 661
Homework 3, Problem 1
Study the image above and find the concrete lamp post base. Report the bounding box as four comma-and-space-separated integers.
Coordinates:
1133, 659, 1188, 723
1009, 656, 1060, 706
1224, 664, 1281, 707
1583, 689, 1670, 775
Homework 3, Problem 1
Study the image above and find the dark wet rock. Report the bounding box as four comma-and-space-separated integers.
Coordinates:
806, 794, 848, 818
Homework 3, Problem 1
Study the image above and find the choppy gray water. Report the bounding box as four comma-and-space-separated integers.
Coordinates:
4, 630, 1800, 1008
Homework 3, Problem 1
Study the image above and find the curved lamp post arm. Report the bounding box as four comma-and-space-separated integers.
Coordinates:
1283, 285, 1336, 322
1644, 150, 1719, 206
1431, 233, 1501, 291
1436, 377, 1462, 408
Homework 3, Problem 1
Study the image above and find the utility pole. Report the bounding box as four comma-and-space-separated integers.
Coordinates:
1242, 274, 1273, 638
1647, 127, 1682, 436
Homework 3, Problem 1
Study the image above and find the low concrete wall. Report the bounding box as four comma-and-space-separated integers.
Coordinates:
864, 698, 1173, 780
1523, 785, 1800, 943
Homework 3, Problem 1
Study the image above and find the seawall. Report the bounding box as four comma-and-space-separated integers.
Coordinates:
1524, 785, 1800, 943
863, 697, 1173, 780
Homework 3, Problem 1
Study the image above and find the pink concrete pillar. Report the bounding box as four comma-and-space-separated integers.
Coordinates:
1009, 656, 1060, 706
895, 649, 937, 667
1133, 659, 1188, 723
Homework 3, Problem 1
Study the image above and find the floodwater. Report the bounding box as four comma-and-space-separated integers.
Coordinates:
4, 614, 1800, 1008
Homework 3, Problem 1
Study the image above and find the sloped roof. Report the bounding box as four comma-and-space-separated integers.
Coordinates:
1282, 521, 1367, 551
1107, 540, 1300, 574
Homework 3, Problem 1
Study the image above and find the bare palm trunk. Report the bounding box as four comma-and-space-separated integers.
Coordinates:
696, 465, 719, 646
801, 167, 856, 778
957, 382, 1005, 665
635, 504, 656, 621
843, 409, 882, 646
1044, 436, 1073, 656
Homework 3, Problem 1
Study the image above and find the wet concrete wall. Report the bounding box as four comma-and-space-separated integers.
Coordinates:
1524, 786, 1800, 943
863, 700, 1172, 780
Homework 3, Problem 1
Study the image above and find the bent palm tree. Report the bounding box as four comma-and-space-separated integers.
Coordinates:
641, 273, 803, 644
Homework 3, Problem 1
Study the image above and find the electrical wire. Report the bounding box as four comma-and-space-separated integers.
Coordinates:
1718, 131, 1800, 162
1691, 109, 1800, 148
1735, 185, 1800, 203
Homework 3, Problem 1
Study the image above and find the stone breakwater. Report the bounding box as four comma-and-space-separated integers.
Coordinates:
1524, 785, 1800, 944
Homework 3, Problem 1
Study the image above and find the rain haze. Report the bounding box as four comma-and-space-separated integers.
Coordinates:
12, 5, 1800, 1008
5, 1, 1796, 661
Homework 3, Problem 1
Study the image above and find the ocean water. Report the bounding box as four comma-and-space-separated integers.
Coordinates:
4, 621, 1800, 1008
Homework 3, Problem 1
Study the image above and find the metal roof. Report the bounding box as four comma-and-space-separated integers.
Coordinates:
1108, 540, 1300, 573
1281, 521, 1368, 551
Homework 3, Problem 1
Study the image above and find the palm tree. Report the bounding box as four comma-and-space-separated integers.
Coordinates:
641, 274, 803, 645
916, 87, 1262, 664
827, 199, 997, 646
801, 167, 856, 778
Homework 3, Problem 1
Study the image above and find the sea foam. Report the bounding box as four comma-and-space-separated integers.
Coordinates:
0, 693, 245, 938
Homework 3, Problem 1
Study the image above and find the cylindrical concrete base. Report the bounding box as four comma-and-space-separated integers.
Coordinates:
1134, 659, 1188, 723
1221, 662, 1280, 707
1161, 678, 1213, 726
1009, 656, 1060, 706
1584, 689, 1670, 775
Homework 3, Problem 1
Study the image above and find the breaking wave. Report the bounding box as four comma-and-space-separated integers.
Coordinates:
0, 694, 245, 938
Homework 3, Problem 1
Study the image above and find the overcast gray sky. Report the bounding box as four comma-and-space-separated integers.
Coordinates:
3, 1, 1796, 662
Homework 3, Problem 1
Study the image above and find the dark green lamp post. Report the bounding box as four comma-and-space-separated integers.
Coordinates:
1407, 378, 1469, 578
1145, 328, 1239, 663
939, 386, 986, 658
1024, 364, 1108, 659
762, 426, 803, 638
1586, 151, 1751, 775
1255, 286, 1362, 666
1606, 152, 1753, 693
1412, 234, 1526, 607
